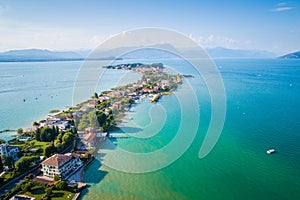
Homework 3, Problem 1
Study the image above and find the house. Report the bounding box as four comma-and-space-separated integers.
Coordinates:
54, 121, 69, 130
85, 127, 95, 134
88, 100, 98, 108
41, 153, 82, 179
96, 132, 107, 142
0, 143, 19, 161
82, 132, 97, 149
112, 101, 121, 109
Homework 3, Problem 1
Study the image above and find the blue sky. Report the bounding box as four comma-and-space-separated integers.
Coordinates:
0, 0, 299, 54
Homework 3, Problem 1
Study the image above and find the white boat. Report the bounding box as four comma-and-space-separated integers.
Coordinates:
266, 149, 275, 154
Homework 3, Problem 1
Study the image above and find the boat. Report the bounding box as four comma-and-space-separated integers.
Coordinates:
266, 149, 275, 154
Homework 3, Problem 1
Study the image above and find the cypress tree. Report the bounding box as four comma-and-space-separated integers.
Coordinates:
0, 156, 3, 173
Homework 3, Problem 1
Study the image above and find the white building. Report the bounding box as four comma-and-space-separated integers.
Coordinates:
0, 143, 19, 160
41, 153, 82, 179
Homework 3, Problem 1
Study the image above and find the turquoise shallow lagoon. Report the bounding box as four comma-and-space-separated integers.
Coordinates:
1, 59, 299, 199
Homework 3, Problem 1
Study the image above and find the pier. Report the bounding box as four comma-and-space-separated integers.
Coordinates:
0, 129, 16, 133
109, 134, 130, 139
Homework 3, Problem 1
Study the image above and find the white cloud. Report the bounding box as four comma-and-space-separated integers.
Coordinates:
277, 2, 287, 7
271, 6, 295, 12
270, 2, 295, 12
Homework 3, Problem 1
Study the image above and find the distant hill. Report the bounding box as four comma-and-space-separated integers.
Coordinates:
86, 45, 276, 59
0, 49, 84, 62
88, 43, 178, 59
0, 46, 277, 62
205, 47, 275, 58
279, 51, 300, 59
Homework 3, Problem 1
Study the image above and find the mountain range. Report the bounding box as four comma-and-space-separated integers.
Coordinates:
0, 49, 83, 62
279, 51, 300, 59
0, 46, 298, 62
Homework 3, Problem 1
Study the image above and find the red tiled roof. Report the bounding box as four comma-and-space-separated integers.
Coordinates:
64, 152, 80, 159
41, 154, 71, 167
84, 133, 96, 143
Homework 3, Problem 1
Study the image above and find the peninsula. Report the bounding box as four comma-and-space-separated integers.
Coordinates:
0, 62, 191, 200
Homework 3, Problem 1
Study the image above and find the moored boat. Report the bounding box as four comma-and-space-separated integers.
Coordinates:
266, 149, 275, 154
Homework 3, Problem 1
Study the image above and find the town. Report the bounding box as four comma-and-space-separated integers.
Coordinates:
0, 63, 190, 200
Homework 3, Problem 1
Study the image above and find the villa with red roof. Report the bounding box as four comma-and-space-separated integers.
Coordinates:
41, 153, 82, 179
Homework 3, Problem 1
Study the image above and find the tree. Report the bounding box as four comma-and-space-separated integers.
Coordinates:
4, 156, 14, 170
21, 182, 33, 193
16, 156, 39, 173
56, 142, 63, 153
97, 111, 107, 127
54, 175, 60, 182
55, 126, 60, 136
17, 128, 23, 135
57, 133, 63, 142
73, 139, 77, 151
78, 110, 98, 130
44, 144, 56, 157
54, 180, 67, 190
62, 132, 74, 145
45, 186, 53, 196
29, 141, 35, 148
94, 92, 98, 99
35, 128, 41, 141
33, 121, 39, 126
0, 156, 3, 173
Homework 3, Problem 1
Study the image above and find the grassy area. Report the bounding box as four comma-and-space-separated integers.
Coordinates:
0, 171, 21, 186
10, 141, 26, 146
52, 190, 75, 200
30, 140, 49, 149
49, 109, 60, 113
25, 186, 75, 200
25, 186, 44, 199
3, 172, 15, 181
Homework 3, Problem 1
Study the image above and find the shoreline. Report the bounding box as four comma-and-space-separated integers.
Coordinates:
1, 62, 192, 199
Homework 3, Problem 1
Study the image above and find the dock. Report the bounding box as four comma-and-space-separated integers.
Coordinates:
109, 134, 129, 139
0, 129, 16, 133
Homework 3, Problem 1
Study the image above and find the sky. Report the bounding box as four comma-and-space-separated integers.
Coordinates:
0, 0, 299, 55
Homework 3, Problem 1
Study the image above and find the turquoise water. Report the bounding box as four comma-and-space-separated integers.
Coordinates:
1, 59, 300, 199
0, 60, 140, 140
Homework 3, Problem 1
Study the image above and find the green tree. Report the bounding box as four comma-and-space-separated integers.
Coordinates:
62, 132, 74, 144
94, 92, 98, 99
78, 110, 98, 130
29, 141, 35, 148
33, 121, 39, 126
21, 182, 33, 193
35, 128, 41, 141
97, 111, 107, 127
16, 156, 39, 173
57, 133, 63, 142
17, 128, 23, 135
54, 180, 67, 190
44, 144, 56, 157
54, 175, 60, 182
73, 139, 77, 151
45, 186, 53, 196
4, 156, 14, 170
0, 156, 3, 173
55, 126, 60, 136
56, 142, 63, 153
